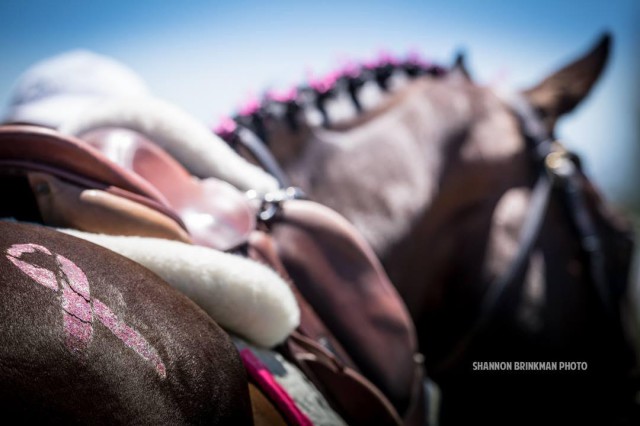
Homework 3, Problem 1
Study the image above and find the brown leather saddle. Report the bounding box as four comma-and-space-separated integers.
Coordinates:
0, 124, 425, 425
77, 126, 426, 425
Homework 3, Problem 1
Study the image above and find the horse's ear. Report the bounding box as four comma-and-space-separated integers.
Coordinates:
522, 32, 611, 131
450, 51, 472, 82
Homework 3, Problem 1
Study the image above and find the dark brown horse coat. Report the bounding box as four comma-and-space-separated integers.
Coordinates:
0, 221, 253, 425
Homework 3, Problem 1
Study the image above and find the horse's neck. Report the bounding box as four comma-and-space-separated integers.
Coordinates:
283, 80, 464, 256
265, 71, 411, 169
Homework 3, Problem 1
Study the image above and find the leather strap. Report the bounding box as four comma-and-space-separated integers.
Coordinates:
26, 172, 192, 243
563, 173, 615, 319
228, 127, 290, 189
478, 173, 553, 323
284, 331, 403, 426
435, 171, 553, 373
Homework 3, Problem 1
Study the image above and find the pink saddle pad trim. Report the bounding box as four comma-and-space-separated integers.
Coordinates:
240, 348, 312, 426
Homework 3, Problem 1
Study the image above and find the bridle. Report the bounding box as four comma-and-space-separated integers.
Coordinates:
434, 92, 622, 373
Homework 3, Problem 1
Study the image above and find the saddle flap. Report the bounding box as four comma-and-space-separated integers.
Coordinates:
246, 230, 408, 424
0, 125, 171, 207
271, 199, 422, 416
27, 172, 192, 243
0, 125, 188, 238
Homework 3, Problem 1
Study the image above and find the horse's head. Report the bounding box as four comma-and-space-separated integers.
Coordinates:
388, 33, 636, 368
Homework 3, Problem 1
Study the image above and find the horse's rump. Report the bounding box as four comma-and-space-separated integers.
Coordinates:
0, 221, 253, 424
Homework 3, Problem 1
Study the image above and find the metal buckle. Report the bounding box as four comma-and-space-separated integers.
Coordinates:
544, 141, 576, 183
246, 187, 307, 223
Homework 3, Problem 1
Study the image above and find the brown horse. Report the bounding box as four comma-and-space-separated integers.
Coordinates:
0, 220, 253, 424
217, 34, 638, 424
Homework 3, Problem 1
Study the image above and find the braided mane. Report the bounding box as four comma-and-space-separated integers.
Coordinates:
214, 51, 447, 142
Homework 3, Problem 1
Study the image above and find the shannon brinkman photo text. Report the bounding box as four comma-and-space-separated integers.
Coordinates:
472, 361, 588, 371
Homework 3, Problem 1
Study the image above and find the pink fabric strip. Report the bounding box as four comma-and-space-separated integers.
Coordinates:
240, 349, 312, 426
309, 70, 340, 94
266, 87, 298, 103
339, 61, 361, 78
213, 116, 238, 137
406, 50, 431, 67
238, 96, 261, 116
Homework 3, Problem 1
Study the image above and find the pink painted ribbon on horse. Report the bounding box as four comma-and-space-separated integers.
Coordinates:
57, 254, 93, 353
5, 243, 166, 378
6, 244, 58, 290
93, 298, 166, 378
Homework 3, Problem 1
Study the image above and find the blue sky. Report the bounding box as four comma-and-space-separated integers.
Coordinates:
1, 0, 638, 207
